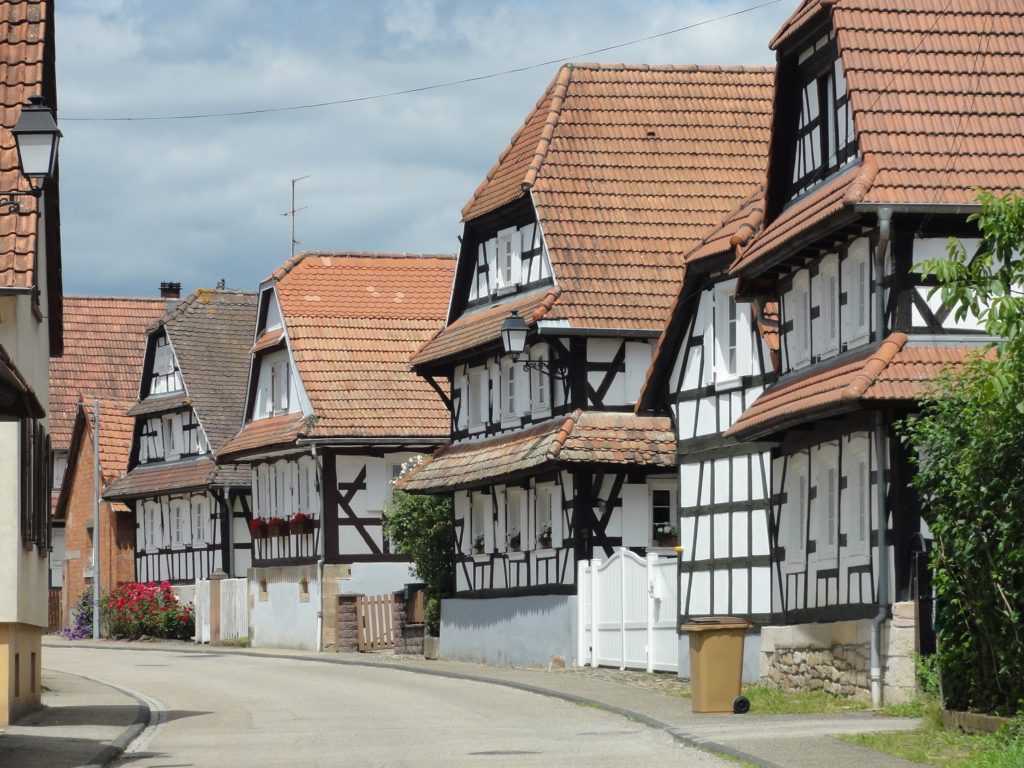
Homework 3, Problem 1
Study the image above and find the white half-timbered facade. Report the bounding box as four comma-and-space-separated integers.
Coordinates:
218, 252, 455, 651
678, 0, 1024, 703
105, 289, 258, 585
404, 63, 774, 667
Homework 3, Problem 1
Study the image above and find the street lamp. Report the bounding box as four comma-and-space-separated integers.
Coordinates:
500, 310, 569, 382
1, 95, 61, 212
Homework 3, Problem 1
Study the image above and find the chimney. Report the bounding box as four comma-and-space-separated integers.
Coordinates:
160, 281, 181, 299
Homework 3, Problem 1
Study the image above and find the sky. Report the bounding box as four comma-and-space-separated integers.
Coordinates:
56, 0, 793, 298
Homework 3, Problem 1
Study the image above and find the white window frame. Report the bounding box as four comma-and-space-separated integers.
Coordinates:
468, 368, 488, 431
52, 451, 68, 491
193, 497, 206, 546
788, 271, 812, 369
784, 453, 809, 571
649, 480, 677, 547
845, 239, 871, 346
271, 361, 290, 416
534, 483, 553, 549
501, 357, 519, 428
171, 501, 186, 547
495, 227, 518, 292
505, 487, 525, 551
162, 413, 181, 461
714, 282, 741, 387
471, 492, 490, 554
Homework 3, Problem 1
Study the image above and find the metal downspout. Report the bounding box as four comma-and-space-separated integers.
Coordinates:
871, 207, 893, 708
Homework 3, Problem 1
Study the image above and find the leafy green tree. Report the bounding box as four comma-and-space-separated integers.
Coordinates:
384, 479, 453, 636
901, 191, 1024, 714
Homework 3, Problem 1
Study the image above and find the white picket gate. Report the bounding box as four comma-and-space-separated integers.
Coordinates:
195, 577, 248, 644
578, 549, 678, 673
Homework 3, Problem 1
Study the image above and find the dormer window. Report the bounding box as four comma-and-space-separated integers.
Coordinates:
790, 32, 857, 199
150, 335, 183, 395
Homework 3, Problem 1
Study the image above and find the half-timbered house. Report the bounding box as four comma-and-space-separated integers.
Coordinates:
700, 0, 1023, 704
105, 289, 258, 592
217, 252, 455, 651
0, 0, 62, 725
638, 190, 779, 680
400, 63, 774, 667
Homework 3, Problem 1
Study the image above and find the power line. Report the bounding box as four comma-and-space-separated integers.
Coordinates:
61, 0, 782, 123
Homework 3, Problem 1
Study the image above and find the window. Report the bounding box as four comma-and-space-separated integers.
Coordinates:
140, 417, 163, 462
535, 485, 553, 548
530, 345, 550, 416
150, 335, 182, 394
650, 484, 677, 546
52, 451, 67, 491
171, 502, 185, 547
502, 357, 517, 425
844, 238, 871, 344
270, 361, 290, 415
182, 410, 205, 456
193, 498, 206, 546
785, 455, 809, 568
714, 283, 741, 383
162, 413, 181, 460
813, 444, 839, 560
787, 273, 811, 368
145, 504, 159, 549
20, 421, 50, 551
506, 488, 524, 551
471, 493, 489, 553
494, 227, 519, 292
469, 368, 488, 429
790, 33, 857, 198
818, 258, 840, 356
847, 438, 871, 560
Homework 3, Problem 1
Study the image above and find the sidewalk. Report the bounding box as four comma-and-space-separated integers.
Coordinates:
38, 636, 923, 768
0, 667, 147, 768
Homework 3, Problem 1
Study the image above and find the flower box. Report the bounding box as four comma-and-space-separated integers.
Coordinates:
267, 518, 289, 537
290, 518, 316, 535
249, 519, 269, 539
654, 536, 679, 549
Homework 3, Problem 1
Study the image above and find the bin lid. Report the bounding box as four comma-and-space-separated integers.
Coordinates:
680, 616, 752, 632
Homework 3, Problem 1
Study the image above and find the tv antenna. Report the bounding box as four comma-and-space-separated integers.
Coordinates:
280, 175, 310, 257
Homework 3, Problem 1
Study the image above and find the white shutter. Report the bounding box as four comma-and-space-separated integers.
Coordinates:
511, 228, 523, 286
485, 239, 497, 295
620, 484, 649, 547
515, 362, 530, 416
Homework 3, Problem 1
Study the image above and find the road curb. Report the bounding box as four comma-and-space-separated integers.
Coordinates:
49, 669, 151, 768
49, 641, 781, 768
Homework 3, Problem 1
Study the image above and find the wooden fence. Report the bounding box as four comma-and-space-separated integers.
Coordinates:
356, 594, 395, 651
48, 587, 63, 633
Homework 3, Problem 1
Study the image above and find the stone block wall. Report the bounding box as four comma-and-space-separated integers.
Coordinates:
336, 594, 359, 652
760, 601, 918, 704
391, 590, 425, 656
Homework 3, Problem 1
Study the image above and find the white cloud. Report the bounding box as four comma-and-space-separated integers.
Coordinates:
56, 0, 791, 297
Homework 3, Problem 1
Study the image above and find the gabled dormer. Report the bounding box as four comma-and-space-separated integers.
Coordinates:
143, 330, 184, 397
242, 281, 310, 425
462, 212, 553, 312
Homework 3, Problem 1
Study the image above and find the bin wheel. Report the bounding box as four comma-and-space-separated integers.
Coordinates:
732, 695, 750, 715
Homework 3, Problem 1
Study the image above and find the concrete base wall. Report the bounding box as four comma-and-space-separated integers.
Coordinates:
440, 594, 577, 667
759, 601, 917, 704
0, 622, 42, 726
677, 629, 762, 684
248, 565, 321, 651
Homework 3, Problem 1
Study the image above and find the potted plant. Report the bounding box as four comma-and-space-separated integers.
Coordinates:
249, 518, 268, 540
508, 530, 521, 552
267, 516, 289, 537
472, 533, 485, 555
538, 524, 552, 549
653, 522, 678, 548
290, 511, 315, 535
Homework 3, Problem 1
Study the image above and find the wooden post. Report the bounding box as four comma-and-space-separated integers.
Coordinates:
209, 569, 227, 643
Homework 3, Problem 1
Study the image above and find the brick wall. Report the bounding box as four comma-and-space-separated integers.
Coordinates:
62, 429, 136, 627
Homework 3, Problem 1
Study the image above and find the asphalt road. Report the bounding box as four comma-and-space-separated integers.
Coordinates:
44, 645, 730, 767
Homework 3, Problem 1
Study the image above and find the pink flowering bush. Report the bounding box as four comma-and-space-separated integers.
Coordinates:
101, 581, 195, 640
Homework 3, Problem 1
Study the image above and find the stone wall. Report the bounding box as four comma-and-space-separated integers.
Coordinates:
760, 601, 918, 704
335, 591, 425, 655
391, 590, 425, 656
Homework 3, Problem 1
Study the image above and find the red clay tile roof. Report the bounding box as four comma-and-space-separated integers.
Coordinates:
686, 185, 766, 265
411, 288, 560, 368
399, 410, 675, 493
104, 456, 219, 502
770, 0, 832, 50
251, 327, 284, 354
460, 63, 775, 332
725, 333, 986, 439
265, 252, 456, 439
732, 160, 876, 274
218, 412, 307, 461
50, 297, 168, 451
738, 0, 1024, 274
0, 0, 53, 291
156, 289, 257, 452
127, 393, 191, 417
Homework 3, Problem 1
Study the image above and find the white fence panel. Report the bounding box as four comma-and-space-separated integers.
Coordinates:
195, 579, 211, 643
194, 577, 248, 643
577, 548, 678, 673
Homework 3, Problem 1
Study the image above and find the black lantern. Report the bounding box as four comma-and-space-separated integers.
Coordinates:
500, 310, 529, 362
12, 95, 61, 189
500, 310, 569, 382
